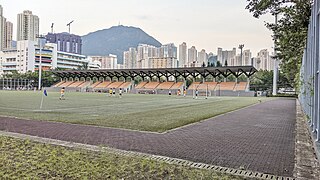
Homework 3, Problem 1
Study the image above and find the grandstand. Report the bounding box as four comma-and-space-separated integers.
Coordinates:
170, 82, 184, 90
118, 82, 132, 90
49, 79, 253, 96
53, 81, 65, 87
88, 81, 102, 88
94, 81, 112, 89
203, 82, 218, 90
142, 82, 160, 90
58, 81, 74, 87
218, 82, 236, 91
107, 82, 124, 89
188, 82, 201, 90
49, 66, 257, 96
235, 82, 248, 91
68, 81, 85, 88
156, 82, 175, 89
135, 82, 148, 89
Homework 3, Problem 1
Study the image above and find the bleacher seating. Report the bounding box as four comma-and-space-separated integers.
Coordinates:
53, 81, 65, 87
107, 82, 124, 88
136, 82, 148, 89
196, 83, 210, 90
235, 82, 248, 91
218, 82, 236, 91
170, 82, 184, 89
156, 82, 175, 89
89, 81, 102, 88
58, 81, 74, 87
68, 81, 85, 88
94, 81, 111, 89
203, 82, 218, 90
143, 82, 160, 89
79, 81, 90, 88
118, 82, 131, 89
188, 82, 201, 90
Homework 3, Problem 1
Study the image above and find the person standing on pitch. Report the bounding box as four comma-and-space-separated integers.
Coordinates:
119, 88, 122, 98
59, 87, 65, 100
109, 88, 112, 97
195, 89, 199, 99
112, 88, 116, 97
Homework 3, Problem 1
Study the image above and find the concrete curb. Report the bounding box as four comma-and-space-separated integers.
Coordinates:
0, 130, 295, 180
294, 100, 320, 180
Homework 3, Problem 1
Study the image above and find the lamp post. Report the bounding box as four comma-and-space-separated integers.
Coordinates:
37, 35, 46, 90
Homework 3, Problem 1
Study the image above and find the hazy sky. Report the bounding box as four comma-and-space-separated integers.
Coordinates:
1, 0, 274, 56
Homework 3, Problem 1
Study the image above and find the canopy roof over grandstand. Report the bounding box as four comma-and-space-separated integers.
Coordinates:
53, 66, 257, 79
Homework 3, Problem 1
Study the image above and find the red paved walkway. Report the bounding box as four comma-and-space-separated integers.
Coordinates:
0, 98, 296, 177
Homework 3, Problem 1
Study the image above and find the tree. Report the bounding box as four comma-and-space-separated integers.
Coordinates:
216, 61, 222, 67
246, 0, 312, 88
250, 70, 291, 91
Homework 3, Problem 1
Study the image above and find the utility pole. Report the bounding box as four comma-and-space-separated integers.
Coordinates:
67, 20, 74, 34
238, 44, 244, 66
36, 35, 46, 90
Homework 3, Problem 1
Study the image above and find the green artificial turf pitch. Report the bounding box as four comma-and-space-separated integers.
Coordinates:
0, 91, 267, 132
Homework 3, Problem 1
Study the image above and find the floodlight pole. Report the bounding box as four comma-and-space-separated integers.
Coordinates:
272, 13, 279, 95
238, 44, 244, 66
37, 35, 46, 90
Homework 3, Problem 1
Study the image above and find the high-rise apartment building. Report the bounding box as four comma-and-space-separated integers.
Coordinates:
178, 42, 187, 68
217, 47, 236, 66
123, 47, 137, 69
46, 33, 82, 54
17, 10, 39, 41
0, 5, 5, 50
242, 50, 252, 66
137, 44, 157, 68
4, 21, 13, 49
198, 49, 208, 67
188, 46, 197, 67
149, 57, 177, 69
160, 43, 177, 58
0, 5, 13, 50
254, 49, 274, 71
90, 55, 118, 69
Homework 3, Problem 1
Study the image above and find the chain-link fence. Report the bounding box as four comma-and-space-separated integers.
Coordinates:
299, 0, 320, 142
0, 78, 33, 90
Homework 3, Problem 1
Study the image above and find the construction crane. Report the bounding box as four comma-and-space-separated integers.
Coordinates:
51, 23, 54, 33
67, 20, 74, 34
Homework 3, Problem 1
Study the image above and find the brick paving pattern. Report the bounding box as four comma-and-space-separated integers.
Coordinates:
0, 98, 296, 177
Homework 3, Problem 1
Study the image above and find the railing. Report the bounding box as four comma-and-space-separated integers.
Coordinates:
299, 0, 320, 142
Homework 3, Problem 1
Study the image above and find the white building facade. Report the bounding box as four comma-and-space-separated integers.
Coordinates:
0, 40, 88, 76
